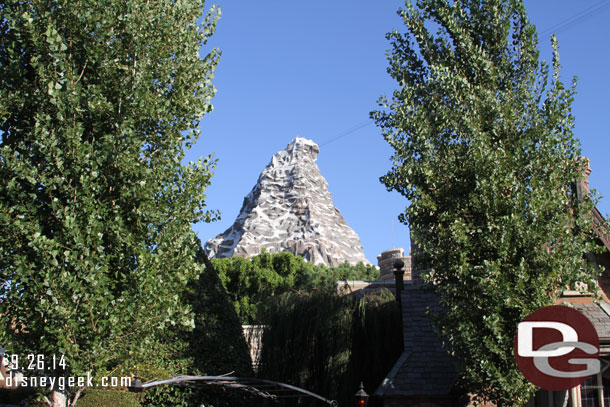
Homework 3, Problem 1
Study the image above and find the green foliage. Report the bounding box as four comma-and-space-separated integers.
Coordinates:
373, 0, 604, 404
188, 250, 254, 378
76, 389, 139, 407
296, 259, 380, 290
257, 289, 402, 407
0, 0, 220, 403
213, 250, 379, 323
105, 248, 253, 407
213, 251, 297, 324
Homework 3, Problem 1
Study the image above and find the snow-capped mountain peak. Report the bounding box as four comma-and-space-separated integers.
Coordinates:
205, 138, 370, 267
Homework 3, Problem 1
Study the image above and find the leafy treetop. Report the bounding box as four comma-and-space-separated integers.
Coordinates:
0, 0, 220, 404
373, 0, 604, 403
212, 250, 379, 324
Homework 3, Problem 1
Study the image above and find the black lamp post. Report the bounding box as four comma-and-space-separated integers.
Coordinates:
127, 376, 144, 393
127, 376, 145, 403
354, 382, 369, 407
393, 259, 405, 315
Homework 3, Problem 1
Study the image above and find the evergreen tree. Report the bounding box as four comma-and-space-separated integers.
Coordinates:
0, 0, 219, 405
372, 0, 603, 403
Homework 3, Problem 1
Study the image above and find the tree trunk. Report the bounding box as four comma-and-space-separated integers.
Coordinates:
52, 390, 67, 407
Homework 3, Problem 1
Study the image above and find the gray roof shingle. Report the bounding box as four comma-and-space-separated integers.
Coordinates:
376, 284, 459, 397
572, 302, 610, 340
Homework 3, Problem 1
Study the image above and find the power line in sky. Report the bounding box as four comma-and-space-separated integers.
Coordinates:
319, 120, 373, 147
319, 3, 610, 150
539, 0, 610, 37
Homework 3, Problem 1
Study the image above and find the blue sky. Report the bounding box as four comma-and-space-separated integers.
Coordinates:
189, 1, 610, 265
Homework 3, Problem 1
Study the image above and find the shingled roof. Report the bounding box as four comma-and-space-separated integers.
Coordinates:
375, 284, 459, 398
375, 290, 610, 397
572, 302, 610, 343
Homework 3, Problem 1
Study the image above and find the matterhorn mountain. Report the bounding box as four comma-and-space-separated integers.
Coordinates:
205, 138, 370, 267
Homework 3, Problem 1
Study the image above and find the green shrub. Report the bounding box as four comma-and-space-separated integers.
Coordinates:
257, 289, 401, 406
137, 250, 253, 407
76, 389, 139, 407
213, 250, 379, 324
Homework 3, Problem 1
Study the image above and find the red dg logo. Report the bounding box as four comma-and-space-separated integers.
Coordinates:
513, 305, 600, 391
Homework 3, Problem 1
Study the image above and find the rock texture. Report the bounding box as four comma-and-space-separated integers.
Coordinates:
205, 138, 370, 266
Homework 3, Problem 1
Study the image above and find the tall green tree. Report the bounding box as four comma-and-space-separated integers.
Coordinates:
0, 0, 220, 405
373, 0, 603, 404
212, 250, 379, 324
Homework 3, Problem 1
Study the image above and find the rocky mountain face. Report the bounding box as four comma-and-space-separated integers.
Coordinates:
205, 138, 370, 267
